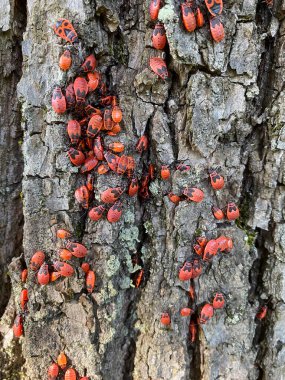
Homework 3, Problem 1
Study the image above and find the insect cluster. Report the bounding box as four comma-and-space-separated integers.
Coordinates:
47, 351, 89, 380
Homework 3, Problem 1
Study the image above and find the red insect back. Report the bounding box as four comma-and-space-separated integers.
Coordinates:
97, 163, 109, 175
80, 156, 98, 174
179, 258, 193, 281
50, 272, 61, 282
135, 135, 149, 153
65, 368, 77, 380
196, 7, 205, 27
54, 261, 74, 277
81, 54, 96, 72
196, 236, 207, 248
215, 235, 228, 253
210, 17, 225, 43
59, 50, 72, 71
181, 2, 196, 32
209, 170, 224, 190
192, 259, 203, 278
161, 165, 170, 180
67, 120, 81, 145
86, 173, 94, 192
111, 100, 123, 123
203, 239, 218, 261
53, 18, 78, 44
168, 193, 181, 204
74, 77, 88, 103
160, 312, 171, 325
65, 83, 76, 109
126, 156, 136, 178
87, 71, 100, 92
75, 185, 90, 209
152, 23, 167, 50
13, 314, 23, 338
117, 155, 128, 175
183, 187, 204, 202
68, 148, 85, 166
193, 244, 203, 256
128, 178, 139, 197
93, 136, 104, 160
227, 202, 240, 220
20, 289, 28, 310
133, 269, 144, 288
37, 262, 50, 285
104, 151, 119, 172
103, 108, 113, 130
180, 307, 194, 317
86, 270, 96, 293
107, 201, 123, 223
87, 115, 103, 138
57, 352, 67, 369
149, 57, 169, 80
21, 269, 28, 282
101, 187, 124, 203
213, 293, 225, 309
212, 206, 224, 220
81, 262, 90, 273
52, 87, 66, 114
48, 362, 59, 380
149, 0, 161, 20
30, 251, 45, 271
205, 0, 223, 16
59, 248, 73, 261
88, 205, 105, 221
66, 242, 87, 258
200, 303, 214, 324
256, 305, 268, 320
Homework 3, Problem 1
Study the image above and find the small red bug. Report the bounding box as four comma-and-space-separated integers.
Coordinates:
152, 23, 167, 50
212, 206, 224, 220
48, 362, 59, 380
136, 135, 148, 153
179, 258, 193, 281
54, 261, 74, 277
97, 163, 110, 175
200, 303, 214, 324
30, 251, 45, 271
104, 151, 119, 172
59, 50, 72, 71
53, 18, 78, 43
66, 242, 87, 258
101, 187, 124, 203
203, 239, 218, 261
59, 248, 73, 261
108, 123, 121, 136
81, 262, 90, 273
68, 148, 85, 166
196, 236, 207, 248
205, 0, 223, 16
148, 163, 155, 180
75, 185, 90, 209
210, 17, 225, 43
107, 201, 123, 223
81, 54, 96, 72
189, 283, 195, 301
226, 237, 233, 252
180, 308, 194, 317
181, 2, 196, 32
128, 178, 139, 197
87, 72, 100, 92
50, 272, 61, 282
65, 368, 76, 380
109, 142, 125, 153
86, 173, 94, 192
21, 269, 28, 283
196, 7, 205, 27
227, 202, 240, 220
161, 165, 170, 180
13, 314, 23, 338
183, 187, 204, 203
189, 319, 197, 343
139, 173, 150, 200
52, 87, 66, 114
86, 270, 96, 293
176, 163, 191, 172
133, 269, 144, 288
80, 156, 98, 174
57, 229, 71, 239
149, 0, 161, 20
193, 244, 203, 256
103, 108, 113, 130
112, 99, 123, 123
87, 114, 103, 138
168, 193, 181, 204
149, 57, 169, 80
57, 352, 67, 369
209, 170, 224, 190
160, 312, 171, 325
89, 205, 105, 221
256, 305, 268, 320
117, 155, 129, 175
213, 293, 225, 309
67, 120, 81, 145
37, 262, 50, 285
94, 136, 104, 160
74, 77, 88, 104
192, 259, 203, 278
20, 289, 28, 310
65, 83, 76, 109
126, 156, 136, 178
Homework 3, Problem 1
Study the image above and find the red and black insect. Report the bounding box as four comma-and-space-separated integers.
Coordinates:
209, 17, 225, 43
200, 303, 214, 324
132, 269, 144, 288
59, 248, 72, 261
67, 120, 81, 144
94, 136, 104, 160
53, 18, 78, 44
180, 308, 194, 317
176, 163, 191, 172
86, 173, 94, 192
196, 7, 205, 27
139, 172, 150, 200
88, 205, 105, 221
226, 202, 240, 220
126, 156, 136, 178
256, 305, 268, 320
161, 165, 170, 180
193, 244, 203, 256
152, 23, 167, 50
192, 259, 203, 278
20, 289, 28, 310
117, 155, 128, 175
30, 251, 45, 271
108, 123, 121, 136
179, 258, 193, 281
54, 261, 74, 277
87, 115, 103, 137
213, 293, 225, 309
87, 71, 100, 92
212, 206, 224, 220
59, 50, 72, 71
215, 235, 232, 253
104, 151, 119, 172
103, 108, 113, 130
128, 178, 139, 197
13, 314, 23, 338
86, 270, 96, 293
52, 87, 66, 114
149, 57, 169, 80
181, 1, 196, 32
66, 242, 87, 258
149, 0, 161, 20
48, 362, 59, 380
81, 263, 90, 273
101, 187, 124, 203
37, 262, 50, 285
203, 239, 218, 261
196, 236, 207, 248
65, 83, 76, 108
107, 201, 123, 223
183, 187, 204, 203
75, 185, 90, 209
80, 156, 98, 173
209, 170, 224, 190
68, 148, 85, 166
97, 163, 109, 175
205, 0, 223, 16
65, 368, 77, 380
112, 99, 123, 123
136, 135, 149, 153
50, 272, 61, 282
74, 77, 88, 104
168, 193, 181, 204
21, 269, 28, 283
160, 312, 171, 325
189, 318, 197, 342
81, 54, 96, 72
57, 352, 67, 369
109, 142, 124, 153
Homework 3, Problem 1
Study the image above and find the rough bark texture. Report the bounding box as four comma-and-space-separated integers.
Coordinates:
1, 0, 285, 379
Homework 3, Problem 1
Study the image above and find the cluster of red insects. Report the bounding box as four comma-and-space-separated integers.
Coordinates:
47, 352, 89, 380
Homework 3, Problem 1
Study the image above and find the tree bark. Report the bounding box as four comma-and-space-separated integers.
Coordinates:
1, 0, 285, 379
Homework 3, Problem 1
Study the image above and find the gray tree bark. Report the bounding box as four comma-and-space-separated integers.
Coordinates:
1, 0, 285, 379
